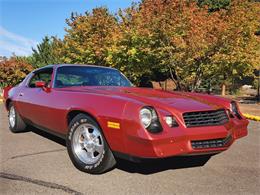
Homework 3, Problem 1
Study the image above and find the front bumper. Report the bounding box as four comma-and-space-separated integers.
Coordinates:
124, 117, 249, 158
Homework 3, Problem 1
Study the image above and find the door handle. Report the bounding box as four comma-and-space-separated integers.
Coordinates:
19, 93, 24, 96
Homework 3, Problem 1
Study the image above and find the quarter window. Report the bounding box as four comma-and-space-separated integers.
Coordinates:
28, 68, 53, 88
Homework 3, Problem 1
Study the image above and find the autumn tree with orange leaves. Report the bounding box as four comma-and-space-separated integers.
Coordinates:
62, 8, 118, 65
103, 0, 259, 94
0, 57, 33, 88
4, 0, 259, 95
208, 0, 260, 95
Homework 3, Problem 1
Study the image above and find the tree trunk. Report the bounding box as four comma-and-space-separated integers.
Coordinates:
192, 65, 202, 92
168, 65, 182, 91
221, 83, 226, 96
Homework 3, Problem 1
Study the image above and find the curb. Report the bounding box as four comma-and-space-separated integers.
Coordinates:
243, 113, 260, 121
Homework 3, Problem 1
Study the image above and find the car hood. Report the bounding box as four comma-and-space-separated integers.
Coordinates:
60, 86, 224, 113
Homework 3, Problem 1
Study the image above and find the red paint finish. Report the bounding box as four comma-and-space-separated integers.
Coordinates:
3, 86, 12, 100
5, 64, 249, 159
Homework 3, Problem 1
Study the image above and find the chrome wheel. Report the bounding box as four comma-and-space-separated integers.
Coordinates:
9, 106, 15, 128
72, 123, 104, 164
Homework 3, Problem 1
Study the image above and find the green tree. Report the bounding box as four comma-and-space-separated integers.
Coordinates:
105, 5, 162, 84
197, 0, 230, 11
29, 36, 63, 68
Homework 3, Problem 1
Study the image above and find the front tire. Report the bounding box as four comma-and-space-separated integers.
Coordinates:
8, 102, 27, 133
66, 114, 116, 174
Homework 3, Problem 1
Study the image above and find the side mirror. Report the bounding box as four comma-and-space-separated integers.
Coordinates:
35, 81, 46, 88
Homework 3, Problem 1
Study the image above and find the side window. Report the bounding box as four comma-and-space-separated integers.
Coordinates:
28, 69, 53, 88
28, 74, 40, 87
56, 73, 84, 87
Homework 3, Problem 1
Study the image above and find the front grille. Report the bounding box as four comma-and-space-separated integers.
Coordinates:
183, 109, 229, 127
191, 135, 232, 149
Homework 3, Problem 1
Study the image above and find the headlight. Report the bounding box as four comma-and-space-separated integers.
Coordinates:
140, 108, 152, 128
230, 101, 242, 119
139, 107, 162, 133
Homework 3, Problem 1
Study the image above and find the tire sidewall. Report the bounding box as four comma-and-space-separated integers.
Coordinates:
66, 114, 112, 174
8, 103, 17, 131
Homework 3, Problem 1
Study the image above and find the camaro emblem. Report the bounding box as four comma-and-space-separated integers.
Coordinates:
107, 121, 120, 129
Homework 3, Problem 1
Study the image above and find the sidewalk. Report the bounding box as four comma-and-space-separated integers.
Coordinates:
239, 103, 260, 116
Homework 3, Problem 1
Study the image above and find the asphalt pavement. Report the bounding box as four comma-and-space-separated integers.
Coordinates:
0, 104, 259, 195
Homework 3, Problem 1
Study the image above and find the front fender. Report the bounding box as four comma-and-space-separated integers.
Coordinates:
63, 94, 130, 154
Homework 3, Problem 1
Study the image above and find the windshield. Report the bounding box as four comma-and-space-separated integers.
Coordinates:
54, 66, 132, 88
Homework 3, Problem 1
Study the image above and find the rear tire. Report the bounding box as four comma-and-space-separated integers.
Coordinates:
8, 102, 27, 133
66, 113, 116, 174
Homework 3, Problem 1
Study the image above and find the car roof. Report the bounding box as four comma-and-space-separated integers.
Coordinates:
33, 64, 117, 73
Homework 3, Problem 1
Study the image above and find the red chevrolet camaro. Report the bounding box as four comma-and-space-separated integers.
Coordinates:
4, 64, 248, 174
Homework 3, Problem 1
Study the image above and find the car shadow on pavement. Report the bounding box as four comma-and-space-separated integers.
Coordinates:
115, 155, 211, 175
27, 126, 66, 147
25, 126, 211, 175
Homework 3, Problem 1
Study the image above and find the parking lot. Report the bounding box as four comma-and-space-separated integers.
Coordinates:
0, 103, 259, 195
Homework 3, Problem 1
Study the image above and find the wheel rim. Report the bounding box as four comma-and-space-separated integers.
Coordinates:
72, 123, 104, 164
9, 106, 15, 128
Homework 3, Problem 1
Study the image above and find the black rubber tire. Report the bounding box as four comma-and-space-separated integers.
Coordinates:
66, 113, 116, 174
8, 102, 27, 133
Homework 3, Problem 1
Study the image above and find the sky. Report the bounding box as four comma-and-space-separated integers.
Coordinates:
0, 0, 138, 57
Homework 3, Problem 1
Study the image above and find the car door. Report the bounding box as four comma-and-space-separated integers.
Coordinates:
16, 68, 56, 130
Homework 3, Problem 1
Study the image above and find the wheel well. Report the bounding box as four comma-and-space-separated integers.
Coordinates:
5, 99, 11, 110
67, 110, 113, 152
67, 110, 98, 127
